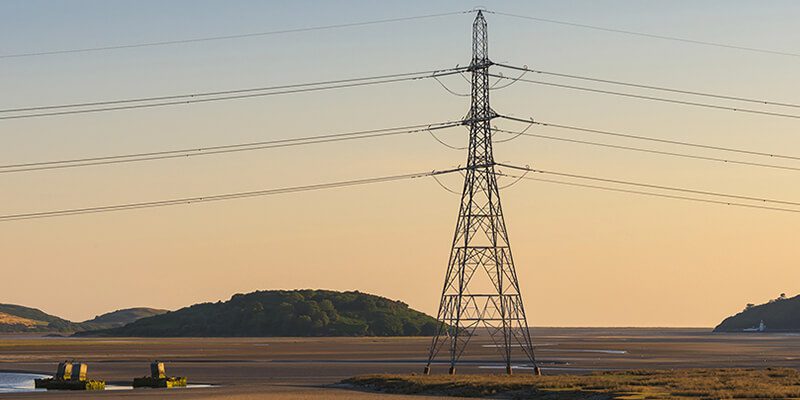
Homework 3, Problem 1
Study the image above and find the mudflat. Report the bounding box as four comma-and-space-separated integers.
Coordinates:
1, 328, 799, 399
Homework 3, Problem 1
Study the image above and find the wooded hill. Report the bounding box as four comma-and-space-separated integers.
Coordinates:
79, 290, 439, 337
714, 294, 800, 332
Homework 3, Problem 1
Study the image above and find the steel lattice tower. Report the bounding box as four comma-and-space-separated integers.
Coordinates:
424, 10, 539, 376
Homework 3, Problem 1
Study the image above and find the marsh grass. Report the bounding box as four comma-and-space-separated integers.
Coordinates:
344, 368, 800, 399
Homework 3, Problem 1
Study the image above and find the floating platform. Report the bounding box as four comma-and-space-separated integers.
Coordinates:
133, 376, 187, 388
34, 378, 105, 391
132, 361, 187, 388
34, 361, 105, 391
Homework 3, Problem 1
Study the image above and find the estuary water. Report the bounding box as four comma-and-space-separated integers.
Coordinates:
0, 372, 49, 393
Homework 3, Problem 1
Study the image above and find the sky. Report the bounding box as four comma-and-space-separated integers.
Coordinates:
1, 0, 800, 327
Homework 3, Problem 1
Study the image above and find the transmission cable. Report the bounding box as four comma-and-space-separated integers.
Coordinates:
497, 172, 800, 214
432, 75, 470, 97
489, 69, 529, 90
1, 69, 466, 120
497, 163, 800, 207
492, 120, 533, 143
493, 127, 800, 172
500, 115, 800, 162
457, 70, 471, 84
492, 11, 800, 58
496, 166, 530, 189
488, 74, 800, 120
495, 63, 800, 109
1, 11, 472, 59
427, 126, 467, 150
1, 69, 466, 113
0, 121, 462, 174
0, 166, 466, 222
431, 174, 462, 195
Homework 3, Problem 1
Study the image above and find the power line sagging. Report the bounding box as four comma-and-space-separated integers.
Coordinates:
0, 167, 466, 222
491, 11, 800, 58
0, 68, 467, 120
0, 121, 463, 174
0, 11, 472, 59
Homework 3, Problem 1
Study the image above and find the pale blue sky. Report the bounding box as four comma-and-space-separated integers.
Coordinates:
1, 1, 800, 326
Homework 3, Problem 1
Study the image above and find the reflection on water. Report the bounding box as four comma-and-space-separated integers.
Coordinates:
539, 348, 628, 354
0, 373, 212, 393
0, 372, 49, 393
478, 365, 615, 372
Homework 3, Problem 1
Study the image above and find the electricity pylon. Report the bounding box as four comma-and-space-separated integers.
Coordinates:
424, 10, 539, 376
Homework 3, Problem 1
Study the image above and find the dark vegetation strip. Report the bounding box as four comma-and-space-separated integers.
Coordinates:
343, 368, 800, 399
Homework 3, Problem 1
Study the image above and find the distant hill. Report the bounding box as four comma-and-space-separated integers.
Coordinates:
714, 294, 800, 332
0, 304, 167, 333
79, 290, 439, 337
0, 311, 47, 331
0, 304, 82, 333
82, 308, 168, 327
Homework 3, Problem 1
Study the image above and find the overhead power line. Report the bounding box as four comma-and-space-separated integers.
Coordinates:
496, 163, 800, 207
491, 11, 800, 58
498, 172, 800, 214
0, 11, 471, 59
500, 115, 800, 162
0, 68, 466, 120
495, 63, 800, 109
0, 68, 466, 113
0, 167, 465, 222
12, 160, 791, 222
500, 116, 800, 161
488, 74, 800, 120
0, 121, 462, 174
493, 127, 800, 172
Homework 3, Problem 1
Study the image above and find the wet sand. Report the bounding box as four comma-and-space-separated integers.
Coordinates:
1, 328, 799, 399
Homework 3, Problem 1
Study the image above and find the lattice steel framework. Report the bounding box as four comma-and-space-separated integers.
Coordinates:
423, 10, 539, 376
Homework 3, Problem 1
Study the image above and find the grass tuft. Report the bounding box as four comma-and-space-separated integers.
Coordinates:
343, 368, 800, 399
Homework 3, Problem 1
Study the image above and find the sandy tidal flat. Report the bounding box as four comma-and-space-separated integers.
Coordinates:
1, 328, 800, 399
